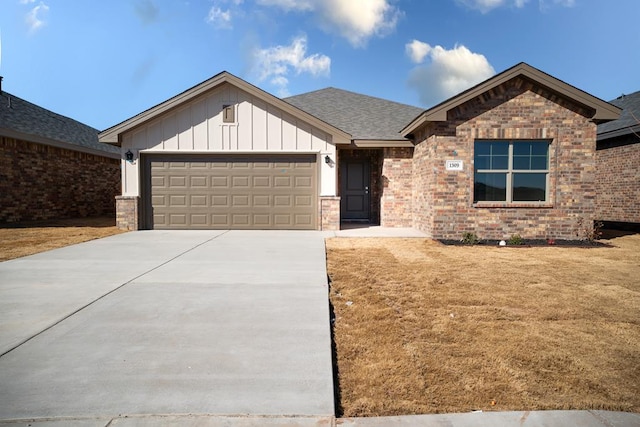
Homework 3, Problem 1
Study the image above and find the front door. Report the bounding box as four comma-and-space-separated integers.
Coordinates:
340, 160, 371, 221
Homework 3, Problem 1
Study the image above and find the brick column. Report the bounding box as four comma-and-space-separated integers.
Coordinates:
319, 196, 340, 230
116, 196, 140, 231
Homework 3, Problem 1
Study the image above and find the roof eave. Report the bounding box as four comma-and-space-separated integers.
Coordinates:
351, 139, 415, 148
597, 124, 640, 141
99, 72, 351, 145
0, 127, 120, 159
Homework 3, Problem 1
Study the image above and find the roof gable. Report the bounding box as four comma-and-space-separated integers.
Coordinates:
0, 91, 120, 157
99, 71, 350, 145
401, 62, 622, 137
285, 88, 423, 142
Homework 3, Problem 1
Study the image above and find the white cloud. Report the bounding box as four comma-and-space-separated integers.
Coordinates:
456, 0, 527, 13
407, 42, 495, 107
206, 6, 233, 29
19, 0, 36, 3
457, 0, 575, 12
257, 0, 402, 47
252, 35, 330, 96
405, 39, 431, 64
25, 2, 49, 34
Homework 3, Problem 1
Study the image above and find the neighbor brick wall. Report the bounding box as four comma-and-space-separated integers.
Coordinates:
0, 136, 121, 223
380, 147, 414, 227
595, 137, 640, 223
412, 78, 598, 240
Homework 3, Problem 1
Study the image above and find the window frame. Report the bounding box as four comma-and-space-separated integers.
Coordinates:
473, 139, 551, 205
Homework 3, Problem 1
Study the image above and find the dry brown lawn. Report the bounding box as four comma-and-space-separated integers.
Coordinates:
326, 234, 640, 417
0, 217, 124, 262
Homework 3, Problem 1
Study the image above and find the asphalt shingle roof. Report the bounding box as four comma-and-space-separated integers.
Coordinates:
0, 91, 119, 155
284, 87, 424, 141
597, 90, 640, 138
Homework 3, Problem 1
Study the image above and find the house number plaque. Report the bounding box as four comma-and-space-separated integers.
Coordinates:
445, 160, 463, 171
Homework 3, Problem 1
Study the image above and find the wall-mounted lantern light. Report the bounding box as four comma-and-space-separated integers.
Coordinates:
325, 155, 331, 164
125, 150, 134, 162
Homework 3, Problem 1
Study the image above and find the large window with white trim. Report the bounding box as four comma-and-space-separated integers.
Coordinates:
474, 140, 550, 203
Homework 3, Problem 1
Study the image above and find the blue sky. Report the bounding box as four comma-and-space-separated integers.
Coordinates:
1, 0, 638, 130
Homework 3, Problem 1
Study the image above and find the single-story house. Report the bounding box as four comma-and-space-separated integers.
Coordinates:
595, 90, 640, 228
0, 80, 121, 223
99, 63, 621, 240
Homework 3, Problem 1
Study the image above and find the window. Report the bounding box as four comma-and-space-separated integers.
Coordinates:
474, 140, 550, 203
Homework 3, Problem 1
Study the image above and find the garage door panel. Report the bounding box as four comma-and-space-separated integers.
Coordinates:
190, 214, 208, 225
190, 195, 208, 207
169, 176, 187, 188
232, 176, 250, 188
253, 195, 270, 207
274, 176, 291, 188
253, 176, 271, 187
212, 195, 230, 207
147, 154, 316, 229
212, 176, 229, 188
190, 176, 208, 187
294, 176, 313, 188
295, 195, 312, 206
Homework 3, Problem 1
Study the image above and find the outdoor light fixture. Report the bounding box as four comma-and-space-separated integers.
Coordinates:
125, 150, 134, 162
325, 155, 331, 164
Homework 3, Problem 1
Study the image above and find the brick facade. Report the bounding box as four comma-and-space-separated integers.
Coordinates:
319, 196, 340, 230
0, 136, 120, 223
115, 196, 140, 231
412, 78, 598, 240
380, 147, 414, 227
595, 136, 640, 224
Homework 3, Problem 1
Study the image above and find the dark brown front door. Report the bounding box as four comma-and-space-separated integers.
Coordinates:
340, 160, 370, 221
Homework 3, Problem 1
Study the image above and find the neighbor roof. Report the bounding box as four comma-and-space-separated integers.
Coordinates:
401, 62, 622, 137
99, 71, 351, 145
285, 88, 424, 144
0, 91, 120, 158
597, 90, 640, 141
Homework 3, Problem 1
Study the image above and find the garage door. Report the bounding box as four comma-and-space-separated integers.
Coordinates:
145, 154, 317, 230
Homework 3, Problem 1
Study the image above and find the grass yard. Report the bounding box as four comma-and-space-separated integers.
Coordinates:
0, 217, 124, 262
326, 234, 640, 417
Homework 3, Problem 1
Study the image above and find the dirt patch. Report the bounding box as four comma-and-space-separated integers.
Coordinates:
0, 217, 124, 262
326, 235, 640, 417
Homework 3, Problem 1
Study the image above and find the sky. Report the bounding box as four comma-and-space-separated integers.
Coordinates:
1, 0, 638, 131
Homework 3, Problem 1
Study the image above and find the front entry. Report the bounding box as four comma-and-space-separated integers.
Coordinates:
340, 160, 371, 221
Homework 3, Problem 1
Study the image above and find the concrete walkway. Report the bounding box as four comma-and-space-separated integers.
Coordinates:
0, 231, 334, 421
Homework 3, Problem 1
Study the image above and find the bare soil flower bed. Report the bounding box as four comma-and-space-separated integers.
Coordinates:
439, 239, 610, 247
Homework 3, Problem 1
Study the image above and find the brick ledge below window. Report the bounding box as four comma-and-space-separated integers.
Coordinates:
473, 203, 553, 209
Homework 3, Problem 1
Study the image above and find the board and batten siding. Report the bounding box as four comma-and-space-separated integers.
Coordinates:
120, 83, 339, 197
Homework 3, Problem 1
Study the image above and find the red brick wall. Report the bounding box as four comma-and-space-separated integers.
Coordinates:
412, 78, 598, 240
380, 147, 414, 227
595, 139, 640, 223
0, 137, 121, 223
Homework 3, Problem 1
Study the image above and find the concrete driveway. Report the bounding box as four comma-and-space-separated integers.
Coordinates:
0, 231, 334, 423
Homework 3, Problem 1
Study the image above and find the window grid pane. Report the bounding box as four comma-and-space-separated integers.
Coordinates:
474, 140, 549, 203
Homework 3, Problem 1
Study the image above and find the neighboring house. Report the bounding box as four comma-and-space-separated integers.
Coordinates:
99, 63, 621, 240
0, 81, 121, 223
595, 90, 640, 228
